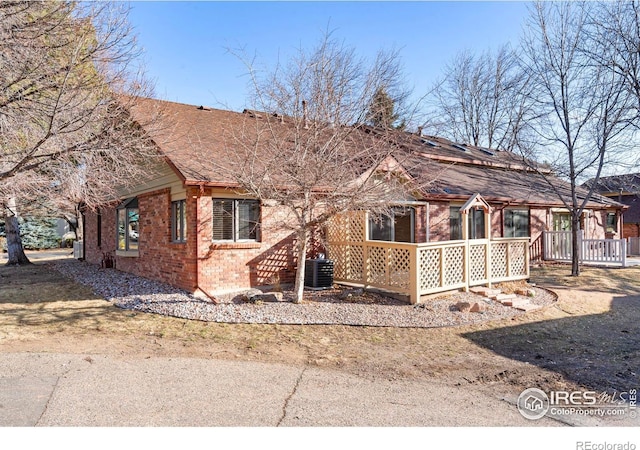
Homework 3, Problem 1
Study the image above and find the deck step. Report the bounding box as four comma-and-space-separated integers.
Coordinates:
514, 303, 542, 312
490, 293, 516, 301
502, 298, 530, 307
471, 287, 502, 296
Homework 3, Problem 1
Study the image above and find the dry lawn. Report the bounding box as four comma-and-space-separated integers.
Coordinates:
0, 256, 638, 397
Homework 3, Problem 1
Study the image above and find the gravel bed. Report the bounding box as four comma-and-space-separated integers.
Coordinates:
49, 259, 556, 328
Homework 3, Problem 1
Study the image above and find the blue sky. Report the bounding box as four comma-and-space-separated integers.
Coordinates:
127, 1, 530, 111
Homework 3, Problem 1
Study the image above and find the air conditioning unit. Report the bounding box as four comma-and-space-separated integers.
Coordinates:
304, 259, 334, 289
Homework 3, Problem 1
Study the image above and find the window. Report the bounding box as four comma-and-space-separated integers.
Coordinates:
171, 200, 187, 243
450, 207, 462, 240
117, 197, 139, 252
212, 199, 260, 241
369, 207, 414, 243
450, 206, 486, 240
606, 212, 617, 233
553, 212, 571, 231
504, 209, 530, 238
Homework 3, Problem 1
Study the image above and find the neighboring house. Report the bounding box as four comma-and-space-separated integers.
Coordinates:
81, 98, 625, 299
583, 173, 640, 238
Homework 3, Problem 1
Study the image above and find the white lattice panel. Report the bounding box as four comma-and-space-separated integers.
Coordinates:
368, 246, 388, 286
509, 242, 526, 276
491, 242, 508, 278
469, 244, 487, 282
419, 248, 441, 290
443, 246, 464, 286
389, 248, 411, 288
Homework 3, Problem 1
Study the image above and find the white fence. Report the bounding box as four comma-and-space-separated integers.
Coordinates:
628, 237, 640, 256
73, 240, 83, 259
543, 231, 627, 266
327, 212, 530, 304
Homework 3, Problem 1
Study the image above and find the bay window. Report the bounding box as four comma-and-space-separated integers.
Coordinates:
117, 197, 139, 252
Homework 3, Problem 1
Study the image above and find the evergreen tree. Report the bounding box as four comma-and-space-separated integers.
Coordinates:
18, 218, 60, 250
0, 217, 59, 250
368, 87, 404, 129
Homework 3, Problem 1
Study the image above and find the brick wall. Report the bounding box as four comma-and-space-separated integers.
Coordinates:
414, 205, 428, 243
428, 202, 450, 242
83, 188, 198, 292
490, 207, 503, 239
84, 203, 116, 266
83, 186, 330, 296
624, 223, 640, 238
196, 189, 303, 294
529, 207, 548, 262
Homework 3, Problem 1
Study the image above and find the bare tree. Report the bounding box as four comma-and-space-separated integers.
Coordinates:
0, 1, 160, 265
427, 46, 533, 152
519, 2, 636, 276
587, 0, 640, 173
221, 35, 430, 302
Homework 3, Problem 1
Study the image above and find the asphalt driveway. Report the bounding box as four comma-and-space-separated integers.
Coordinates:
2, 352, 637, 427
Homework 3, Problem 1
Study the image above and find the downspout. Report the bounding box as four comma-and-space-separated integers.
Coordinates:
82, 212, 86, 261
81, 204, 86, 261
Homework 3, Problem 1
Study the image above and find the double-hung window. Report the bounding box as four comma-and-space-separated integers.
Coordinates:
212, 198, 260, 241
171, 200, 187, 243
117, 197, 139, 252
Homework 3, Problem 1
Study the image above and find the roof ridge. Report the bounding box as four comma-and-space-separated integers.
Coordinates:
140, 96, 245, 116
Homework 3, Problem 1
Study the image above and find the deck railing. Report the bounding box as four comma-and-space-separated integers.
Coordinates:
326, 212, 530, 304
543, 230, 627, 266
628, 237, 640, 256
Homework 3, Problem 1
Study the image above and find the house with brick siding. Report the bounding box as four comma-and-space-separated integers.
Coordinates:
81, 98, 625, 299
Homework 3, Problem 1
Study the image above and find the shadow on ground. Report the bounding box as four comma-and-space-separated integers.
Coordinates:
463, 295, 640, 393
0, 264, 100, 304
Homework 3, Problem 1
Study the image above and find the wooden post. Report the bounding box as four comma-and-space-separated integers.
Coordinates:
485, 207, 492, 288
362, 211, 369, 285
486, 240, 492, 288
461, 210, 469, 291
409, 246, 420, 304
439, 247, 445, 289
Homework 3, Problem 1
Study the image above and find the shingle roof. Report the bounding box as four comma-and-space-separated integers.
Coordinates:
419, 157, 619, 208
130, 97, 623, 210
583, 173, 640, 195
130, 97, 384, 187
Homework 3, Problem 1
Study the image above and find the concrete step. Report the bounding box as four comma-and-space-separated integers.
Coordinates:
490, 293, 516, 301
471, 287, 502, 296
501, 298, 530, 307
514, 303, 542, 312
